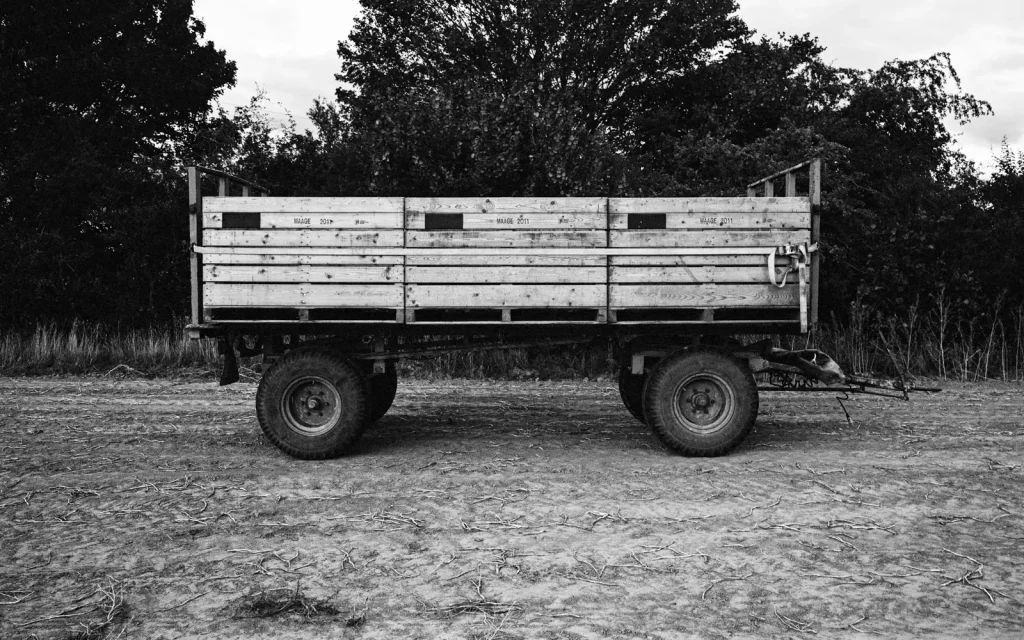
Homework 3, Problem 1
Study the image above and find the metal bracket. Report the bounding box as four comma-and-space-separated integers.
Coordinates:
373, 336, 386, 374
631, 349, 668, 375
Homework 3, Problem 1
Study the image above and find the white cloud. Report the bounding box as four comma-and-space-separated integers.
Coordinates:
193, 0, 362, 130
738, 0, 1024, 169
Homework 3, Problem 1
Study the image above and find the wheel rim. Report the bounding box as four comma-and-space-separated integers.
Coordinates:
280, 376, 343, 437
671, 372, 737, 435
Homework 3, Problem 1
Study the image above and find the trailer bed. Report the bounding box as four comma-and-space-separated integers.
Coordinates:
185, 161, 830, 460
190, 162, 820, 335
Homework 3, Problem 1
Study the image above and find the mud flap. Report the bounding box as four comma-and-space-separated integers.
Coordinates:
219, 335, 239, 386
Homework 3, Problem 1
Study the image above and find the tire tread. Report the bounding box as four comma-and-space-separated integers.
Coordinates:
643, 348, 758, 457
256, 347, 369, 460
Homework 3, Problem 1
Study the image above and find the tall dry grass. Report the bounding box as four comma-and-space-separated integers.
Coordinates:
810, 296, 1024, 382
2, 301, 1021, 381
0, 321, 218, 376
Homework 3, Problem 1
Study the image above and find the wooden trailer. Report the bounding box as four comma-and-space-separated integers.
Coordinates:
187, 161, 896, 460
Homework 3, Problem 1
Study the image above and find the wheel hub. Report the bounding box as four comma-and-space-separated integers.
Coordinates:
281, 377, 343, 437
675, 377, 732, 430
690, 391, 714, 411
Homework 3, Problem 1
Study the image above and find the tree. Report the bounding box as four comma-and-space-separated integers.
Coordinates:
335, 0, 749, 195
975, 143, 1024, 307
0, 0, 235, 326
813, 54, 992, 318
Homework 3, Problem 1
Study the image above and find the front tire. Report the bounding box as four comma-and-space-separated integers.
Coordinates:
643, 349, 758, 457
256, 348, 369, 459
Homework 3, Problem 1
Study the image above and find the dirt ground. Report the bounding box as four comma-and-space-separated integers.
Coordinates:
0, 374, 1022, 639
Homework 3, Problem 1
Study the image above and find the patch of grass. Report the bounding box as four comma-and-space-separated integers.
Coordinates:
0, 321, 218, 376
811, 297, 1024, 382
232, 584, 341, 620
3, 299, 1022, 382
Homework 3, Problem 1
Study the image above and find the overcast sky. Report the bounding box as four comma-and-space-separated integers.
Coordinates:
193, 0, 1023, 173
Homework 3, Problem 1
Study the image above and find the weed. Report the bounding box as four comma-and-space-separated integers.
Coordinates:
232, 583, 340, 620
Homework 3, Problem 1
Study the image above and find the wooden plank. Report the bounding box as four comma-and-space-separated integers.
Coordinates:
809, 160, 822, 206
202, 253, 404, 266
748, 160, 815, 189
609, 255, 766, 267
406, 284, 606, 308
203, 230, 405, 248
203, 264, 403, 283
609, 211, 809, 230
203, 283, 403, 307
407, 266, 606, 284
204, 211, 403, 229
406, 197, 605, 214
611, 318, 799, 326
406, 255, 606, 267
609, 198, 811, 214
204, 197, 404, 213
610, 284, 799, 307
188, 167, 202, 326
406, 230, 607, 248
610, 229, 809, 248
194, 246, 779, 256
406, 211, 605, 230
610, 266, 797, 284
810, 160, 822, 328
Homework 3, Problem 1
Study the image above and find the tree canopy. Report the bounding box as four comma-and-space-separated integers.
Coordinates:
0, 0, 1019, 340
0, 0, 235, 324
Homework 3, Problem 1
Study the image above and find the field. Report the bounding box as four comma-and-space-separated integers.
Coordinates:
1, 375, 1022, 639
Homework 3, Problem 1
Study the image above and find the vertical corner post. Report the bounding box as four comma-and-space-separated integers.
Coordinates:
808, 159, 822, 328
809, 159, 821, 206
188, 167, 203, 326
401, 197, 409, 324
604, 197, 611, 324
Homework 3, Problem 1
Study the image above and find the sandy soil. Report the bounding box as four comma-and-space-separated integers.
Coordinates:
0, 375, 1022, 639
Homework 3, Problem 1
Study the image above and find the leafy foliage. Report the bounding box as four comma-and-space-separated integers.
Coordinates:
0, 0, 1019, 340
0, 0, 234, 325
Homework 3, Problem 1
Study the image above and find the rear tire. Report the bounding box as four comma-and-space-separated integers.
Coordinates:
256, 347, 369, 460
643, 349, 758, 456
617, 366, 647, 424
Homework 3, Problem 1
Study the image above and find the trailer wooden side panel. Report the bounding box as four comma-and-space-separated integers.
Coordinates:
193, 190, 817, 328
606, 198, 812, 326
403, 199, 609, 321
201, 198, 406, 322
